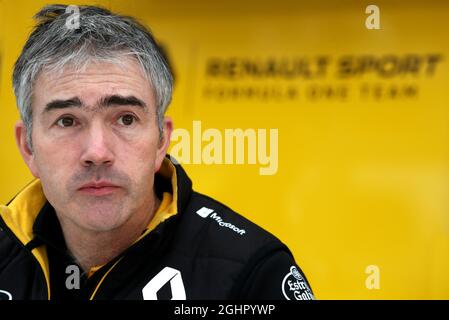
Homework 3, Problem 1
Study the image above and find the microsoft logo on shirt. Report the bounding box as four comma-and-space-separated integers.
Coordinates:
196, 207, 246, 236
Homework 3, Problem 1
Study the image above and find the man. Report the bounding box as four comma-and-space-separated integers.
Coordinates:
0, 4, 314, 300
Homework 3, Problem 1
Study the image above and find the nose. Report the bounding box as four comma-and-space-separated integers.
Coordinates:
80, 121, 115, 167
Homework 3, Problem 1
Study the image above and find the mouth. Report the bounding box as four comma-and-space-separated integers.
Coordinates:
78, 182, 121, 196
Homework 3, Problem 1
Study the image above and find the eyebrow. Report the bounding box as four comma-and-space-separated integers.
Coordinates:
43, 95, 148, 113
44, 97, 82, 112
100, 95, 148, 110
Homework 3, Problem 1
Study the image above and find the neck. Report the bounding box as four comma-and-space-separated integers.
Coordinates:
58, 193, 161, 272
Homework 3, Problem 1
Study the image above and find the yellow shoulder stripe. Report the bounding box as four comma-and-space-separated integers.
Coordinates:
0, 179, 51, 299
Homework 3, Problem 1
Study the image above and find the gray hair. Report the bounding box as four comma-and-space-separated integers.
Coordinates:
13, 4, 173, 150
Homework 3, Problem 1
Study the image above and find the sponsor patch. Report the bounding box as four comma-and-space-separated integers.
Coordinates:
196, 206, 246, 236
142, 267, 186, 300
0, 290, 12, 300
281, 266, 314, 300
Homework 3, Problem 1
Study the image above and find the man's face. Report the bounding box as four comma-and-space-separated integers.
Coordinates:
15, 58, 172, 232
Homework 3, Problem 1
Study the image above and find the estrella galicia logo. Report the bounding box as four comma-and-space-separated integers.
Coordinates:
282, 266, 314, 300
0, 290, 12, 300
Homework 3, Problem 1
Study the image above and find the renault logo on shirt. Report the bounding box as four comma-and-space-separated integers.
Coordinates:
196, 207, 246, 235
0, 290, 12, 300
142, 267, 186, 300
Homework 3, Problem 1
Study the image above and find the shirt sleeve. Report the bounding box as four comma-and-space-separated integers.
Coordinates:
236, 249, 315, 300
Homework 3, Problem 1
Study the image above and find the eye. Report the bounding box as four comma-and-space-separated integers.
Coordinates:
117, 114, 137, 126
56, 116, 75, 127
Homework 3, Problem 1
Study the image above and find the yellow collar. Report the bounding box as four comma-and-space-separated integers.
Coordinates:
0, 156, 179, 296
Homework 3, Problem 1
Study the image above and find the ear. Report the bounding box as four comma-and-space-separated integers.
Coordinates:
154, 116, 173, 173
15, 121, 40, 178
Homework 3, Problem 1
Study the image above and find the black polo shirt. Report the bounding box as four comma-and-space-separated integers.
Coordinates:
31, 175, 170, 300
32, 202, 119, 300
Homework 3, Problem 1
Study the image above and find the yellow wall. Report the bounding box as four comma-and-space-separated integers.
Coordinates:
1, 0, 448, 299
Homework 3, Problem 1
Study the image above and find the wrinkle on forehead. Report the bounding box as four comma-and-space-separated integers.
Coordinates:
33, 57, 156, 114
41, 53, 149, 82
40, 57, 150, 88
